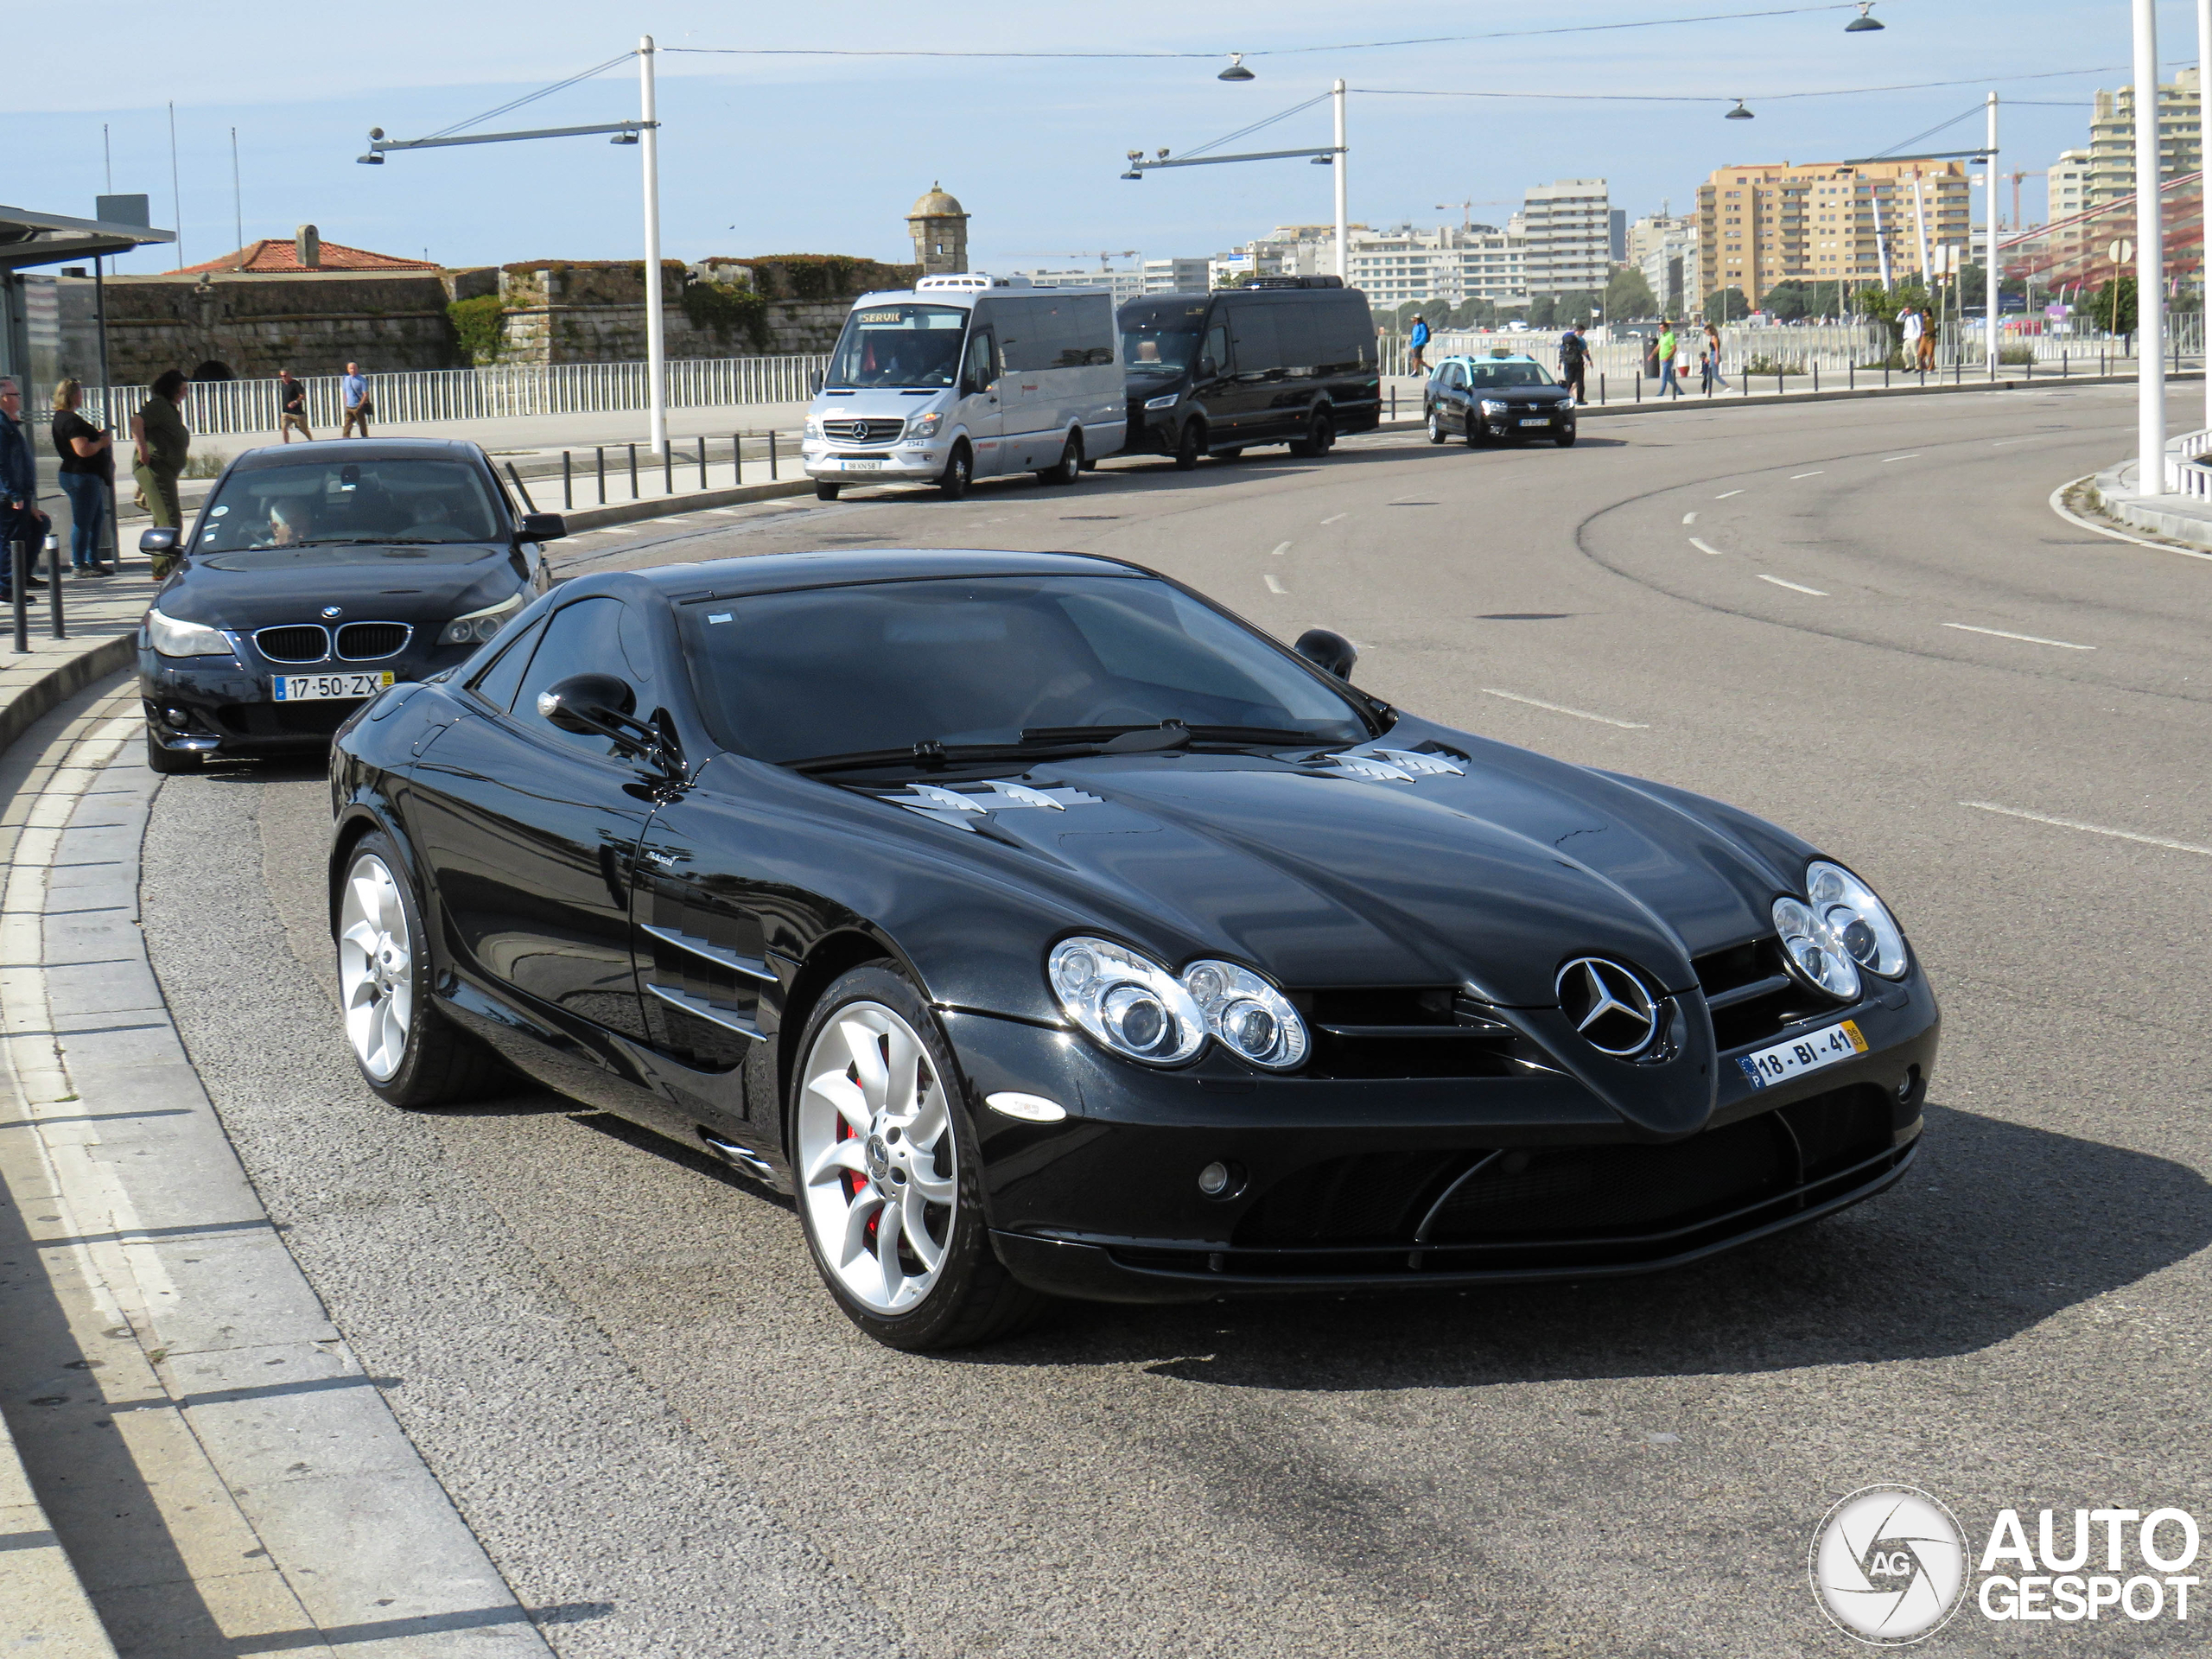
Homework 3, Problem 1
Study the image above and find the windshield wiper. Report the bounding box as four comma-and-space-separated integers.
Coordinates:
789, 722, 1337, 775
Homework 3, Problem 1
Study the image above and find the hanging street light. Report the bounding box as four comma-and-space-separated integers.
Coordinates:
1726, 100, 1755, 120
1219, 54, 1255, 82
1845, 4, 1885, 32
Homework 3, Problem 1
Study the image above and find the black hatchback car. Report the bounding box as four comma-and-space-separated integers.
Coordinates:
1424, 353, 1578, 447
328, 548, 1937, 1351
138, 438, 563, 773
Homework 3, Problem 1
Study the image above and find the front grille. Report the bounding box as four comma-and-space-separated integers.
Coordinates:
1693, 938, 1832, 1050
820, 418, 904, 445
253, 625, 330, 664
335, 621, 410, 660
1290, 985, 1524, 1079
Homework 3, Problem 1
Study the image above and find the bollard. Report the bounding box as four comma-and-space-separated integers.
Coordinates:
596, 446, 607, 505
1390, 387, 1396, 421
697, 436, 708, 491
1813, 364, 1819, 394
733, 433, 742, 486
11, 537, 27, 654
769, 432, 779, 480
46, 533, 63, 640
563, 451, 572, 510
1777, 369, 1783, 398
628, 443, 639, 499
663, 443, 673, 495
1849, 362, 1854, 392
1635, 373, 1641, 404
1599, 372, 1606, 405
2063, 353, 2069, 378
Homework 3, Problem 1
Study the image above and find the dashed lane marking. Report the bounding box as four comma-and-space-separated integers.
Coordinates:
1942, 622, 2094, 650
1270, 542, 1293, 556
1682, 512, 1698, 524
1321, 512, 1348, 524
1880, 454, 1921, 462
1715, 489, 1744, 499
1961, 801, 2212, 858
1688, 537, 1726, 556
1789, 470, 1825, 480
1264, 573, 1287, 594
1479, 688, 1648, 729
1757, 574, 1828, 595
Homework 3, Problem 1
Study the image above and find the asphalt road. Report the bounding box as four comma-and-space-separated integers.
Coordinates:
139, 382, 2212, 1657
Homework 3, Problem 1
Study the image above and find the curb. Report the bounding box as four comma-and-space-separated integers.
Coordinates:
0, 634, 137, 763
2060, 467, 2212, 560
560, 476, 815, 531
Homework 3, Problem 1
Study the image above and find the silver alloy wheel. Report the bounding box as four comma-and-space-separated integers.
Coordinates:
337, 853, 413, 1081
1427, 411, 1444, 443
797, 1000, 957, 1316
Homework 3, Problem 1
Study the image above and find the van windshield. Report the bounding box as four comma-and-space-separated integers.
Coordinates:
1118, 298, 1211, 375
826, 302, 969, 389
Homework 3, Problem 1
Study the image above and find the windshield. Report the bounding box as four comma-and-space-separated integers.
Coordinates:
195, 457, 505, 551
825, 302, 969, 389
1118, 298, 1211, 375
681, 575, 1369, 764
1462, 361, 1557, 389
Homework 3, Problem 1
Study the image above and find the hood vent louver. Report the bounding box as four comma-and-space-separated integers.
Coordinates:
874, 778, 1103, 830
1313, 747, 1467, 783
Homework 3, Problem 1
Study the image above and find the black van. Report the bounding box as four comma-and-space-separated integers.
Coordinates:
1117, 277, 1380, 468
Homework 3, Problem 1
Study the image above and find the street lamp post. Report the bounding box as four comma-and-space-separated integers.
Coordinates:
2199, 0, 2210, 429
1332, 80, 1349, 279
2133, 0, 2166, 486
1985, 92, 2000, 379
639, 35, 667, 457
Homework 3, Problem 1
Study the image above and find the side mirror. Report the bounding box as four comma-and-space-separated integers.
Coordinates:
1197, 357, 1217, 380
536, 671, 635, 735
1294, 628, 1358, 680
807, 368, 824, 394
518, 511, 568, 542
140, 526, 180, 556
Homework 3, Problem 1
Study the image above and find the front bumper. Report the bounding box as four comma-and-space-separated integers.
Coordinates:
1480, 405, 1575, 439
948, 969, 1937, 1303
801, 443, 946, 482
140, 640, 479, 758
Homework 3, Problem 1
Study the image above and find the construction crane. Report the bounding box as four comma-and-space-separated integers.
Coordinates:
1434, 200, 1515, 231
1010, 249, 1142, 270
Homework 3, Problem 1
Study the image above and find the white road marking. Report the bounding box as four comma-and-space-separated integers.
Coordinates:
1790, 470, 1825, 480
1321, 512, 1348, 524
1942, 622, 2094, 650
1270, 541, 1294, 556
1688, 537, 1726, 556
1264, 573, 1287, 594
1880, 454, 1920, 463
1681, 512, 1698, 524
1991, 436, 2033, 446
1961, 801, 2212, 858
1715, 489, 1744, 499
1757, 574, 1828, 595
1480, 688, 1648, 729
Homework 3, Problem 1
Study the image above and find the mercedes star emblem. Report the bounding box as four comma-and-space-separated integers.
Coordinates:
1555, 957, 1660, 1056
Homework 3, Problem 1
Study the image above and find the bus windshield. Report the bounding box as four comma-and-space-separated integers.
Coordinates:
825, 303, 969, 389
1118, 298, 1211, 375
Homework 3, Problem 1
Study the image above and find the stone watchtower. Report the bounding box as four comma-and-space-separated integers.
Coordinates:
906, 183, 969, 276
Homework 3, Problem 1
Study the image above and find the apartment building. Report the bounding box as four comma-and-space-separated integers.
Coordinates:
1520, 179, 1612, 296
2087, 67, 2202, 208
1630, 213, 1700, 317
1697, 158, 1971, 302
1343, 224, 1528, 307
1014, 268, 1148, 303
2047, 149, 2092, 224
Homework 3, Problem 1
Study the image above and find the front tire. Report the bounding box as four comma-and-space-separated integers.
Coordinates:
334, 832, 511, 1108
814, 480, 842, 501
1173, 420, 1205, 471
1555, 424, 1578, 448
938, 442, 973, 500
1038, 431, 1082, 486
1288, 411, 1334, 458
791, 964, 1045, 1351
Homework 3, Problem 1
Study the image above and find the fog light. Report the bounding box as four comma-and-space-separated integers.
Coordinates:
1197, 1160, 1243, 1198
162, 706, 190, 727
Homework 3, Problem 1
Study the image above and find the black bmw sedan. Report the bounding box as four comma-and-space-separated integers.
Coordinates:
328, 550, 1937, 1350
1424, 353, 1578, 447
139, 438, 563, 773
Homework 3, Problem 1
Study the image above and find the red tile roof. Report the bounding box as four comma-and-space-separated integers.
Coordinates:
179, 238, 441, 274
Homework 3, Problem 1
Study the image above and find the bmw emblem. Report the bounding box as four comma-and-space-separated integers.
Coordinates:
321, 606, 342, 619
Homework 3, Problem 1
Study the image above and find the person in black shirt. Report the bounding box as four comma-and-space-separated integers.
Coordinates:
277, 369, 313, 442
1558, 325, 1590, 405
50, 378, 114, 575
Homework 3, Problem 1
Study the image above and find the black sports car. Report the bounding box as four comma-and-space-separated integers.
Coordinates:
327, 550, 1937, 1350
138, 438, 563, 773
1424, 353, 1578, 448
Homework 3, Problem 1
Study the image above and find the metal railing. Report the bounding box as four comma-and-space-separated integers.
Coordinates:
2163, 427, 2212, 497
35, 351, 830, 438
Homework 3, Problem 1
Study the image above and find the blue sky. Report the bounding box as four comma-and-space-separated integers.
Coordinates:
6, 2, 2196, 276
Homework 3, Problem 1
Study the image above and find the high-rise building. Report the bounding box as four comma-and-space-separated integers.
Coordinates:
1608, 208, 1628, 264
1697, 159, 1971, 305
1630, 213, 1700, 317
2087, 67, 2201, 208
1341, 224, 1528, 308
1519, 180, 1611, 296
2047, 149, 2092, 224
1141, 257, 1211, 293
1014, 268, 1148, 304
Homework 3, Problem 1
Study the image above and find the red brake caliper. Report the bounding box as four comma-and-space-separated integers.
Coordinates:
838, 1067, 879, 1248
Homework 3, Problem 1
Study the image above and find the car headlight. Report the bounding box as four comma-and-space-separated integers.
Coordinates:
1479, 398, 1507, 416
1143, 392, 1179, 410
1773, 897, 1859, 1001
1048, 937, 1205, 1065
1805, 860, 1908, 979
803, 415, 823, 439
145, 607, 232, 658
1181, 960, 1308, 1070
906, 409, 944, 439
439, 590, 525, 646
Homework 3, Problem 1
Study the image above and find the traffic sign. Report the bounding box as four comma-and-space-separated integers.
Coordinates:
2107, 238, 2135, 264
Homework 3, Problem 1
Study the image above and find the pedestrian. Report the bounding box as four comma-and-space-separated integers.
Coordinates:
1408, 314, 1430, 376
1899, 303, 1923, 372
1675, 329, 1695, 395
1558, 322, 1589, 404
1657, 319, 1681, 398
277, 369, 314, 442
131, 370, 191, 576
50, 379, 114, 576
340, 361, 372, 437
1703, 319, 1730, 389
0, 377, 53, 601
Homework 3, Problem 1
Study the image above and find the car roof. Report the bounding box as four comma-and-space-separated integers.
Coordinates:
227, 437, 486, 472
1439, 353, 1539, 365
607, 547, 1152, 602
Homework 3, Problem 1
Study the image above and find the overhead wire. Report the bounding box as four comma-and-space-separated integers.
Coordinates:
423, 51, 636, 141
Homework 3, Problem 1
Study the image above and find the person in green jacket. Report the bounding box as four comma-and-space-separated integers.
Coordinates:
1656, 321, 1681, 398
131, 370, 191, 577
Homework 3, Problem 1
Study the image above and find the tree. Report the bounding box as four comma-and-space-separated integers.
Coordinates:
1705, 286, 1750, 324
1528, 293, 1559, 329
1605, 264, 1656, 320
1557, 289, 1603, 327
2092, 275, 2138, 336
1761, 280, 1820, 321
1450, 297, 1495, 330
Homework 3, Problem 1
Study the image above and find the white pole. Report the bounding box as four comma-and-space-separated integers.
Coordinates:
1910, 168, 1931, 286
2199, 0, 2210, 429
1871, 185, 1892, 289
2134, 0, 2166, 486
1985, 93, 2000, 378
640, 35, 668, 458
1332, 79, 1348, 280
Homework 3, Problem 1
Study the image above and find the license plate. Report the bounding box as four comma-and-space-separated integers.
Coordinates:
1517, 416, 1551, 427
839, 459, 884, 471
1738, 1020, 1868, 1090
272, 671, 394, 702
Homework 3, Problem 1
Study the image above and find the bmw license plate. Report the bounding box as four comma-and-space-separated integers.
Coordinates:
839, 459, 884, 471
1517, 416, 1551, 427
272, 671, 394, 702
1738, 1020, 1867, 1090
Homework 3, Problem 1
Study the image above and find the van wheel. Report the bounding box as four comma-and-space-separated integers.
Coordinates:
1288, 411, 1334, 458
1173, 421, 1205, 471
1039, 432, 1081, 486
938, 443, 973, 500
814, 480, 841, 501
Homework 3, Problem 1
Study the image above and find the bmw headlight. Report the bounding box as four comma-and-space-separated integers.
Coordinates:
1047, 937, 1205, 1065
1181, 960, 1307, 1070
1143, 392, 1179, 410
906, 409, 944, 439
145, 607, 232, 659
439, 590, 524, 646
1805, 860, 1908, 979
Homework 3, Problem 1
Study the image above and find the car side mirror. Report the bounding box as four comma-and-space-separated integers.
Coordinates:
807, 368, 824, 395
1197, 357, 1216, 379
536, 673, 680, 773
518, 512, 568, 542
140, 526, 179, 556
1294, 628, 1359, 680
